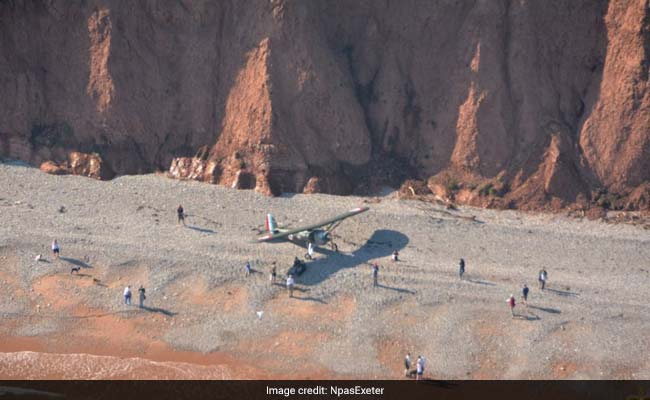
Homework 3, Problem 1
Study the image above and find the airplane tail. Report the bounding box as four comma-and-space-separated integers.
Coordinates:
266, 214, 278, 233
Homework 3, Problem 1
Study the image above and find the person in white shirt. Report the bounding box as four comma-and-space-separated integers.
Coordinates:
123, 286, 132, 305
307, 242, 314, 259
51, 239, 60, 259
286, 275, 295, 298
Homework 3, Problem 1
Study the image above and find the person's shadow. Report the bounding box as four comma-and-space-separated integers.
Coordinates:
298, 229, 409, 286
187, 226, 217, 235
513, 312, 541, 321
141, 306, 177, 317
466, 278, 496, 286
528, 305, 561, 314
60, 257, 92, 269
376, 283, 416, 294
545, 288, 579, 297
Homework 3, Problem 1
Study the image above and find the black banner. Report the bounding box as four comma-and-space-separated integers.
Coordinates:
1, 380, 649, 400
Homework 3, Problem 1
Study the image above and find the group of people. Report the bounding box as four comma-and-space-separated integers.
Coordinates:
404, 353, 426, 380
49, 238, 149, 309
243, 260, 293, 297
457, 258, 550, 317
123, 285, 147, 308
368, 250, 401, 287
509, 270, 549, 316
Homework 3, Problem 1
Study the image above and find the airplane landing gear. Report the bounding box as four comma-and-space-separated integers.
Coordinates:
305, 242, 314, 260
330, 242, 338, 252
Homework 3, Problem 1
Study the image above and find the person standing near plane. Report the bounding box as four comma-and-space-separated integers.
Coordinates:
307, 242, 314, 259
392, 250, 399, 262
286, 274, 295, 297
372, 263, 379, 287
270, 264, 277, 283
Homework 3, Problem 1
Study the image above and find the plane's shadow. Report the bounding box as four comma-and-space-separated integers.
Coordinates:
299, 229, 409, 286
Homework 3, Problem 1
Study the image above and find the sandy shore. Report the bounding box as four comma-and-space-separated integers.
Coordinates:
0, 161, 649, 379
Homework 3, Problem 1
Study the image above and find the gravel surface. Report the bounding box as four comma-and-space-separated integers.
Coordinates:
0, 161, 649, 379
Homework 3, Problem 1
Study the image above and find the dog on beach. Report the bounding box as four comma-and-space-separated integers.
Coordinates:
70, 266, 81, 274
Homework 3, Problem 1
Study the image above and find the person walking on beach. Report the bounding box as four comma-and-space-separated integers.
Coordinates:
538, 269, 548, 290
372, 263, 379, 287
286, 274, 295, 298
124, 286, 132, 305
177, 204, 185, 226
404, 353, 411, 377
270, 264, 277, 283
51, 239, 60, 259
245, 261, 251, 277
507, 294, 516, 317
522, 284, 529, 306
138, 286, 146, 308
416, 356, 424, 380
459, 258, 465, 280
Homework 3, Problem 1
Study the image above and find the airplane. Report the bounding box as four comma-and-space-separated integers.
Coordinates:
256, 206, 369, 253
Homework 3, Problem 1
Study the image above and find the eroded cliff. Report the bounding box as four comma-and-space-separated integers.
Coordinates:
1, 0, 649, 210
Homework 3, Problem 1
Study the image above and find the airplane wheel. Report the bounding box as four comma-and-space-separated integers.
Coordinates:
305, 253, 312, 260
331, 243, 338, 252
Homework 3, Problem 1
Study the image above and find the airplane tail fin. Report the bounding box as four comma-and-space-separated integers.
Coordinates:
266, 214, 278, 233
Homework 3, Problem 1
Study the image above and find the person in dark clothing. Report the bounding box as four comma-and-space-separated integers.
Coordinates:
459, 258, 465, 280
270, 264, 277, 283
372, 263, 379, 287
522, 284, 529, 305
138, 286, 146, 308
177, 205, 185, 226
404, 353, 411, 377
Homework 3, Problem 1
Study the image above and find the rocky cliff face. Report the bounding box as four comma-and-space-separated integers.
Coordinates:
1, 0, 649, 210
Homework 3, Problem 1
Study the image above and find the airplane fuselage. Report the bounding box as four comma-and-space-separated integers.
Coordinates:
288, 229, 330, 246
256, 207, 368, 252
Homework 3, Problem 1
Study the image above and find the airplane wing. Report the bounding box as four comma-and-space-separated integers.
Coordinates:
257, 207, 369, 242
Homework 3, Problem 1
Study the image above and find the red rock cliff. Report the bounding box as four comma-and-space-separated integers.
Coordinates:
1, 0, 649, 210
